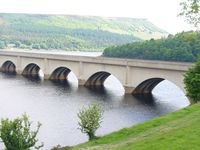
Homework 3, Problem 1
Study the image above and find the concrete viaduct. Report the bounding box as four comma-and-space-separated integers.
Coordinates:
0, 50, 192, 94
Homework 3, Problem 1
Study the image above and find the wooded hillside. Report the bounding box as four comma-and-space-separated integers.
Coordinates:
0, 13, 167, 51
103, 31, 200, 62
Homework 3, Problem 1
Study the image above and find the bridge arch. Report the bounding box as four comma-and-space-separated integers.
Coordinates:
132, 77, 185, 95
22, 63, 41, 78
1, 61, 16, 74
85, 71, 111, 87
49, 67, 71, 83
132, 78, 165, 95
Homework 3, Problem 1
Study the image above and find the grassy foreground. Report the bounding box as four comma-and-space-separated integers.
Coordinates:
55, 103, 200, 150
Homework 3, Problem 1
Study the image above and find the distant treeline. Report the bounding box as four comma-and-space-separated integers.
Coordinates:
0, 27, 138, 51
103, 31, 200, 62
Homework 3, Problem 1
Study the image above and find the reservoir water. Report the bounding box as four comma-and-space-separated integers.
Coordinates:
0, 51, 190, 149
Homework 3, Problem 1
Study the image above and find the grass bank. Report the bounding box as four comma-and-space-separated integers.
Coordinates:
55, 103, 200, 150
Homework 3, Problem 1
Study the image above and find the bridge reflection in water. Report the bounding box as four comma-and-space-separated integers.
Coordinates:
0, 64, 186, 102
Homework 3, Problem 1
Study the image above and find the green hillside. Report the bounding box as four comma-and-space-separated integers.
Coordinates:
103, 31, 200, 62
0, 13, 167, 51
55, 103, 200, 150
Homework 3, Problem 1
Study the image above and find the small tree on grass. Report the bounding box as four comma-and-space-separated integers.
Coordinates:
184, 57, 200, 103
77, 103, 103, 140
0, 114, 43, 150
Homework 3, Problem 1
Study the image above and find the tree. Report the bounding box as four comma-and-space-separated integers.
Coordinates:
77, 103, 103, 140
179, 0, 200, 28
32, 44, 41, 49
15, 41, 21, 48
0, 40, 6, 49
40, 43, 48, 49
184, 57, 200, 103
0, 114, 43, 150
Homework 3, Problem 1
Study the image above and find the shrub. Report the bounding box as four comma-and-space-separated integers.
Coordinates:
0, 114, 43, 150
77, 103, 103, 140
184, 57, 200, 103
0, 40, 6, 49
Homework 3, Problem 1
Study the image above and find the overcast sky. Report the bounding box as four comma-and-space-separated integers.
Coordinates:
0, 0, 195, 34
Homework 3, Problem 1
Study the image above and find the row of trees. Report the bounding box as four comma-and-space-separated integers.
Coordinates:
0, 28, 138, 51
103, 31, 200, 62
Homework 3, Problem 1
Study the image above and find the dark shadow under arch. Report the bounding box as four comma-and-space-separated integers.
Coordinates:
85, 71, 111, 88
1, 61, 16, 74
22, 63, 40, 78
49, 67, 71, 83
132, 78, 165, 95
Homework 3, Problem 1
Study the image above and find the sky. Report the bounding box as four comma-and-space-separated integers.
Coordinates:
0, 0, 195, 34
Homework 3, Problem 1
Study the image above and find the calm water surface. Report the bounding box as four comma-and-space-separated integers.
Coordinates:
0, 51, 190, 149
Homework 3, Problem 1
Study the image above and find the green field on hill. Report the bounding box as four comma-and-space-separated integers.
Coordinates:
0, 13, 167, 51
55, 103, 200, 150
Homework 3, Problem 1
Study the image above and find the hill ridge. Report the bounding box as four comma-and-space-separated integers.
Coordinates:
0, 13, 168, 51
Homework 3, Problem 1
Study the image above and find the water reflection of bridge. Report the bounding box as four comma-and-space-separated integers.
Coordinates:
0, 50, 192, 94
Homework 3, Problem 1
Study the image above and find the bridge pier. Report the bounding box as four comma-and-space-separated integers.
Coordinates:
16, 70, 22, 75
78, 79, 86, 86
44, 74, 50, 80
124, 86, 134, 94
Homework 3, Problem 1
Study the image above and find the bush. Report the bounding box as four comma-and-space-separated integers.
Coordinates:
20, 44, 32, 49
77, 103, 103, 140
0, 114, 43, 150
51, 145, 71, 150
184, 57, 200, 103
0, 40, 6, 49
14, 41, 21, 48
32, 44, 41, 49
